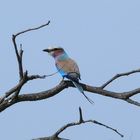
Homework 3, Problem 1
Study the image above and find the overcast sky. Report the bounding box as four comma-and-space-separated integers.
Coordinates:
0, 0, 140, 140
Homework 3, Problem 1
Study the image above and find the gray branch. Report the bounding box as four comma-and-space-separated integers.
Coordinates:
1, 78, 140, 112
14, 21, 50, 37
32, 107, 123, 140
12, 20, 50, 80
100, 68, 140, 89
0, 21, 50, 104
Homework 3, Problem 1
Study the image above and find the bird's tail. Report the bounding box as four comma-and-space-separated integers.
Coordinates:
72, 81, 94, 104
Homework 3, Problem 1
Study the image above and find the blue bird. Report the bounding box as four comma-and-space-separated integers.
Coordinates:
43, 47, 94, 104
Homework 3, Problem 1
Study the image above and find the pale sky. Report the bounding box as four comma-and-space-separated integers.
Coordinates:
0, 0, 140, 140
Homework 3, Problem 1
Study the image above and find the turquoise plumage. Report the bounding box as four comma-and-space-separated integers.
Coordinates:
43, 47, 94, 104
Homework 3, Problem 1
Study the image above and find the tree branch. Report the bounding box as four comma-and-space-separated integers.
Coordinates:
12, 21, 50, 79
12, 35, 24, 79
32, 107, 123, 140
1, 79, 140, 112
126, 98, 140, 106
0, 72, 46, 105
14, 21, 50, 37
6, 21, 50, 101
100, 68, 140, 89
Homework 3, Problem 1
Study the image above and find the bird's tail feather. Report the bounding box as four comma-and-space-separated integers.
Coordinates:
72, 81, 94, 104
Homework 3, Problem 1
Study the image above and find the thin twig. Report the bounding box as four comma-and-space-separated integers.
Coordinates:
79, 107, 83, 122
45, 64, 66, 77
100, 68, 140, 89
33, 107, 123, 140
54, 108, 123, 138
12, 21, 50, 80
14, 21, 50, 37
19, 44, 24, 78
12, 35, 24, 79
45, 71, 60, 77
88, 120, 124, 137
27, 75, 46, 80
126, 98, 140, 106
8, 21, 50, 100
32, 137, 69, 140
0, 72, 46, 104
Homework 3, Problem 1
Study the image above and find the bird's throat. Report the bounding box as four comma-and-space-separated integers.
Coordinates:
54, 52, 69, 60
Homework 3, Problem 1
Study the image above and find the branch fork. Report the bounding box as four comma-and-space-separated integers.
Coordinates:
0, 21, 50, 105
33, 107, 123, 140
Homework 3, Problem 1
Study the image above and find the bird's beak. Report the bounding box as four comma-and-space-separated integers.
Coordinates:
43, 49, 50, 52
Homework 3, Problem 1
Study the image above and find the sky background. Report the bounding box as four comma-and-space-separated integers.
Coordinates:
0, 0, 140, 140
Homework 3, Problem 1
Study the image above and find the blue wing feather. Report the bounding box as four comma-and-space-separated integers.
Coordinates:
55, 63, 67, 78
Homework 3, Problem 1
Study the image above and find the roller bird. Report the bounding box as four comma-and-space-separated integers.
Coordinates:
43, 47, 94, 104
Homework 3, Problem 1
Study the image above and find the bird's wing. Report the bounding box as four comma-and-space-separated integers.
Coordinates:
56, 58, 80, 78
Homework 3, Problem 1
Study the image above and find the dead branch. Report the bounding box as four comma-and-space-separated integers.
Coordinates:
12, 20, 50, 79
32, 107, 123, 140
0, 71, 46, 105
12, 35, 24, 79
5, 21, 50, 100
14, 21, 50, 37
1, 78, 140, 112
100, 68, 140, 89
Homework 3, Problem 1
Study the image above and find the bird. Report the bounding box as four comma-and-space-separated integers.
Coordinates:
43, 47, 94, 104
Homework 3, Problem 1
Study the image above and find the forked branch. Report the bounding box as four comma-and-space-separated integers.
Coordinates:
12, 20, 50, 80
32, 107, 123, 140
0, 21, 50, 104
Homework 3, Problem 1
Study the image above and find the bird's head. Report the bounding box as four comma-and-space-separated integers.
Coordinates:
43, 47, 65, 58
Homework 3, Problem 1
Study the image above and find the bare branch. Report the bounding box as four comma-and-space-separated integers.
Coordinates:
33, 107, 123, 140
100, 68, 140, 89
14, 21, 50, 37
126, 98, 140, 106
12, 21, 50, 80
12, 35, 24, 79
87, 120, 124, 137
7, 21, 50, 101
1, 79, 140, 112
79, 107, 84, 122
19, 44, 24, 77
0, 72, 46, 105
2, 71, 28, 98
28, 75, 46, 80
32, 137, 68, 140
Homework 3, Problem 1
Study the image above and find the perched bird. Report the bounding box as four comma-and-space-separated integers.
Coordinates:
43, 47, 94, 104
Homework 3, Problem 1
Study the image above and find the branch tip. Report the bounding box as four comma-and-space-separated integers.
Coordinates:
100, 68, 140, 89
79, 107, 83, 122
